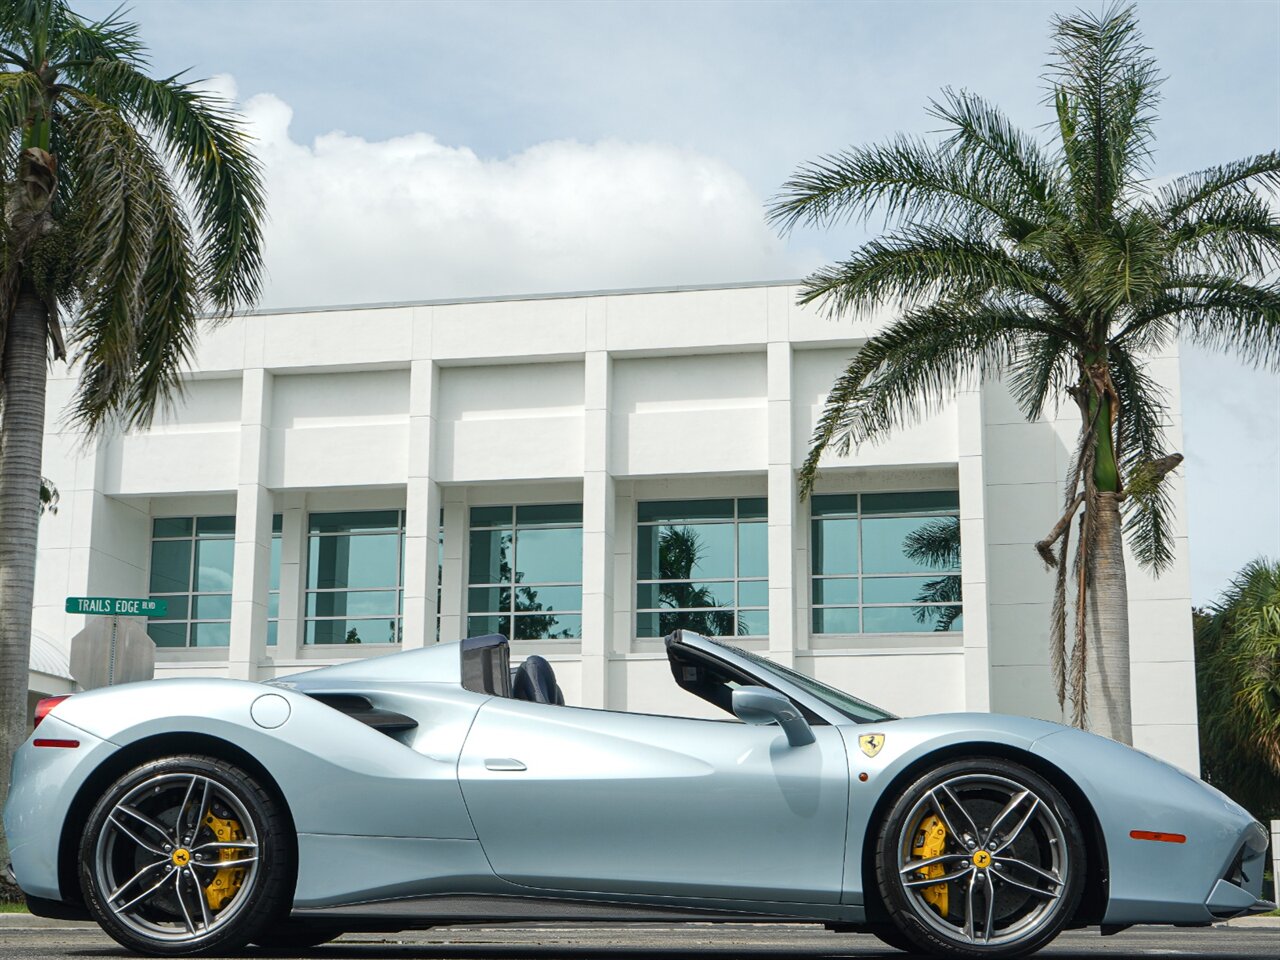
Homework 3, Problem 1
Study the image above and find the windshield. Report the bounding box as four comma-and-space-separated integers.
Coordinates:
702, 637, 898, 724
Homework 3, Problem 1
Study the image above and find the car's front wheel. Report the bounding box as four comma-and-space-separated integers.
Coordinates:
875, 757, 1085, 958
79, 755, 292, 956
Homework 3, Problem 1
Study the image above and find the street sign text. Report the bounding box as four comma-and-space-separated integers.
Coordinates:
65, 596, 168, 617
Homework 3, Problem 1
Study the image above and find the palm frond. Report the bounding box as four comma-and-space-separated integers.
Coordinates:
0, 1, 49, 60
1108, 346, 1176, 572
1048, 3, 1161, 220
57, 88, 158, 433
1160, 276, 1280, 368
123, 153, 200, 430
1197, 560, 1280, 802
1156, 152, 1280, 226
1164, 188, 1280, 278
798, 297, 1025, 496
1079, 207, 1168, 313
1006, 330, 1076, 421
47, 2, 145, 66
930, 87, 1062, 218
64, 58, 264, 313
797, 222, 1075, 323
767, 135, 1028, 236
0, 68, 43, 171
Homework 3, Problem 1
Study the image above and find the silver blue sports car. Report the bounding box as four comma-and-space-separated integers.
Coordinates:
4, 631, 1272, 958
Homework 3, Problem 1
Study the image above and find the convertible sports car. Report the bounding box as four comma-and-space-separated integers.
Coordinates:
5, 631, 1272, 958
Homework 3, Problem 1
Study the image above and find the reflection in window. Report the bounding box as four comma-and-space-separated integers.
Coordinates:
466, 504, 582, 641
267, 514, 282, 646
436, 509, 444, 644
305, 510, 405, 645
811, 491, 962, 635
148, 516, 236, 648
635, 498, 768, 639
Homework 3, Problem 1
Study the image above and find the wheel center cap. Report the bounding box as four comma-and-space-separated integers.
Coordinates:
972, 849, 992, 869
171, 848, 191, 867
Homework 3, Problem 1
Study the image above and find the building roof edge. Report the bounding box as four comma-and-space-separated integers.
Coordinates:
220, 278, 804, 319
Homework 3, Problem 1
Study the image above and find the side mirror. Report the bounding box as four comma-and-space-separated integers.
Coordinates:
731, 685, 815, 747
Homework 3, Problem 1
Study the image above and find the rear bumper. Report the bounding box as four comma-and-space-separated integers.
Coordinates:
3, 715, 117, 902
24, 893, 91, 921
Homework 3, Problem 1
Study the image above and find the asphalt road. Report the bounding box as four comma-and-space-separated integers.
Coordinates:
2, 919, 1279, 959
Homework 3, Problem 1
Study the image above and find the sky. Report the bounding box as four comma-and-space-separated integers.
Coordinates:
78, 0, 1280, 605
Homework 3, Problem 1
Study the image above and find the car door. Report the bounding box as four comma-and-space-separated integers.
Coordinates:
457, 697, 850, 904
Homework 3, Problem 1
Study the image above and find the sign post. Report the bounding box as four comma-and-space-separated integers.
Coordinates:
1272, 820, 1279, 905
65, 596, 164, 689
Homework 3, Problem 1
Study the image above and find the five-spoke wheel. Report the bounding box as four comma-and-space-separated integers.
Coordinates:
80, 756, 291, 956
876, 757, 1085, 958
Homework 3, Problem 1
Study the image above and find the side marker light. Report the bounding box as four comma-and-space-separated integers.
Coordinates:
1129, 830, 1186, 843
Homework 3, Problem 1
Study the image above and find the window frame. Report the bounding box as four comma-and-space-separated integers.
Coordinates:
634, 496, 769, 640
810, 490, 962, 636
147, 515, 237, 649
466, 503, 584, 642
304, 509, 406, 646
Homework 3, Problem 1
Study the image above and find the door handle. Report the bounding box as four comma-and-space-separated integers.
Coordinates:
484, 758, 527, 772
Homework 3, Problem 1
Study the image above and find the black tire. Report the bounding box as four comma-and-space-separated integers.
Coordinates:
874, 757, 1085, 959
252, 921, 344, 949
870, 923, 920, 953
79, 755, 293, 956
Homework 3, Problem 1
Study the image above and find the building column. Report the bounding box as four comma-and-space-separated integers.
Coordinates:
767, 341, 797, 668
958, 388, 991, 711
402, 359, 441, 650
228, 369, 272, 681
580, 350, 613, 708
274, 492, 306, 663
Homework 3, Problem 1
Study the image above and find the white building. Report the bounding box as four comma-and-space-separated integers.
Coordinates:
31, 280, 1199, 771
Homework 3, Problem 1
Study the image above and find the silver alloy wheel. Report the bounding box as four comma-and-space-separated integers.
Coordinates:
92, 772, 261, 943
895, 773, 1069, 947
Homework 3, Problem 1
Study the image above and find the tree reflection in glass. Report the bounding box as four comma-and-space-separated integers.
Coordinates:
902, 515, 962, 631
490, 536, 577, 640
654, 526, 741, 638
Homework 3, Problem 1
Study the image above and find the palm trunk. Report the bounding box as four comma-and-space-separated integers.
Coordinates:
0, 282, 49, 876
1084, 491, 1133, 743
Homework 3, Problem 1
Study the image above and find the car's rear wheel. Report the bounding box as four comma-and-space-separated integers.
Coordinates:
875, 757, 1085, 958
79, 755, 292, 956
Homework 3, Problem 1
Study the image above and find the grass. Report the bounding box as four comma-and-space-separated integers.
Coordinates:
0, 901, 28, 913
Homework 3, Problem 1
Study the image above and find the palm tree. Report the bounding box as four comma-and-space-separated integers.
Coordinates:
768, 4, 1279, 741
0, 0, 263, 870
1195, 559, 1280, 821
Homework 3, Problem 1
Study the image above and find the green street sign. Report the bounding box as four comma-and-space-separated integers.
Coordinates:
65, 596, 168, 617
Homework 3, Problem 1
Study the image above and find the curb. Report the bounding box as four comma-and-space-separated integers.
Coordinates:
1218, 915, 1280, 928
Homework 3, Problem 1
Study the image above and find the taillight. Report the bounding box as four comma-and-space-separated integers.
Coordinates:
33, 695, 70, 729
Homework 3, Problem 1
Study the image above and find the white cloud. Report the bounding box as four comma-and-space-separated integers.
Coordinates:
211, 77, 804, 309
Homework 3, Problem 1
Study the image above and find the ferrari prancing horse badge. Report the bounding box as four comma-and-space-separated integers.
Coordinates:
859, 733, 885, 758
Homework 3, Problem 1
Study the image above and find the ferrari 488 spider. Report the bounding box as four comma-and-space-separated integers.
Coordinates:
4, 631, 1271, 958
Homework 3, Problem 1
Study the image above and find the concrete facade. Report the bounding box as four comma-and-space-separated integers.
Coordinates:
31, 281, 1199, 772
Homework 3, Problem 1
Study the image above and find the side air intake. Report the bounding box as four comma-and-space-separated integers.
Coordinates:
307, 694, 418, 735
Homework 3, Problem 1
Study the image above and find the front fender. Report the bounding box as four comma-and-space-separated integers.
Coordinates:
837, 713, 1062, 906
1032, 727, 1262, 924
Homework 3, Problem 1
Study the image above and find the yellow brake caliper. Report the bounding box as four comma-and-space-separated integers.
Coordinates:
911, 814, 950, 916
201, 812, 247, 911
